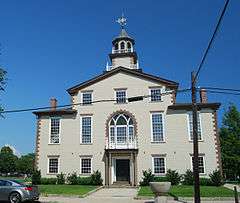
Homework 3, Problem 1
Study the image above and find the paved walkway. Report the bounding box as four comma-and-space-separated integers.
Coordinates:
224, 183, 240, 192
39, 187, 236, 203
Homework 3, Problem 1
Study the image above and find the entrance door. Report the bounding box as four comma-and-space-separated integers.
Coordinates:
116, 159, 130, 182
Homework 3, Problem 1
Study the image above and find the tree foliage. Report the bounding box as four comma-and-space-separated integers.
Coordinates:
0, 146, 18, 174
220, 104, 240, 180
16, 153, 35, 175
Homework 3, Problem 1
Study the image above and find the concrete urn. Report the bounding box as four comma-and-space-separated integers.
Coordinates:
149, 182, 171, 196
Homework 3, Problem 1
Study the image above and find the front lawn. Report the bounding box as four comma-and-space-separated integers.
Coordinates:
138, 186, 237, 197
38, 185, 97, 196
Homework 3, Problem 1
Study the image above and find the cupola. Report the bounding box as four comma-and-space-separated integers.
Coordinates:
106, 15, 139, 71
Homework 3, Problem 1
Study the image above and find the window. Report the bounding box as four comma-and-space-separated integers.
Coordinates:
114, 43, 118, 50
127, 42, 132, 50
109, 113, 135, 145
81, 158, 92, 174
81, 116, 92, 144
153, 156, 166, 175
188, 112, 202, 140
150, 88, 162, 102
48, 157, 59, 174
151, 113, 164, 142
82, 92, 92, 105
120, 41, 125, 50
50, 117, 60, 144
116, 90, 126, 103
191, 156, 205, 174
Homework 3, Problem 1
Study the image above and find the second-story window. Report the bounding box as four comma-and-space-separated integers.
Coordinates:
81, 116, 92, 144
116, 90, 126, 104
82, 92, 92, 105
188, 112, 202, 141
150, 88, 162, 102
151, 113, 164, 142
50, 117, 60, 144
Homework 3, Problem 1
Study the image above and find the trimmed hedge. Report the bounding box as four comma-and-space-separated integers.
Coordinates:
153, 176, 168, 182
40, 178, 57, 185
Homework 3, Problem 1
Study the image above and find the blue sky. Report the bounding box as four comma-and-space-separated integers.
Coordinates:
0, 0, 239, 155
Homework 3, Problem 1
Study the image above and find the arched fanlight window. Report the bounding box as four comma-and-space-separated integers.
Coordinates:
127, 42, 132, 50
109, 113, 134, 145
120, 41, 125, 50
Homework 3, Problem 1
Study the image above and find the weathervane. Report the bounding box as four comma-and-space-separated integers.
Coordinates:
116, 14, 127, 29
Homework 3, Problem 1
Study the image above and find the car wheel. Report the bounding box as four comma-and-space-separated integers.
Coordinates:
9, 192, 21, 203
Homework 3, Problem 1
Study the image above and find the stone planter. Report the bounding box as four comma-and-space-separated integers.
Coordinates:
149, 182, 171, 203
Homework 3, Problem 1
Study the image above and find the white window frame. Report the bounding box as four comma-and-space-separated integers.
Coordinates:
150, 112, 165, 143
115, 89, 127, 104
80, 156, 93, 175
47, 156, 60, 174
81, 91, 93, 105
49, 117, 61, 145
187, 112, 203, 141
149, 87, 163, 102
190, 155, 206, 175
152, 155, 166, 176
80, 115, 93, 144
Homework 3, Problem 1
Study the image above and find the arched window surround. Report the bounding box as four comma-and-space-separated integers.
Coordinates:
105, 110, 138, 149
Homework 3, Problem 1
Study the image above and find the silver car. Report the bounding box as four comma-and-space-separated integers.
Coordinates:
0, 179, 39, 203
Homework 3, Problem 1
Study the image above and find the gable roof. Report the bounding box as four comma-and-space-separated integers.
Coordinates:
67, 66, 179, 95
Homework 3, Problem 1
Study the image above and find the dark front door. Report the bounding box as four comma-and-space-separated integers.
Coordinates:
116, 159, 130, 182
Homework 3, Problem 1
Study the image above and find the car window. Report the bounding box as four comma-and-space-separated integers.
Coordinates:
0, 180, 5, 186
5, 181, 12, 186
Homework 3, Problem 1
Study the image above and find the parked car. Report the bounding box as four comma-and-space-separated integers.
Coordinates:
0, 179, 39, 203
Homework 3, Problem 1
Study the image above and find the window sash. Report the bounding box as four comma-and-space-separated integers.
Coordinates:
50, 118, 60, 144
153, 157, 165, 174
116, 90, 126, 103
82, 92, 92, 105
188, 112, 202, 140
81, 158, 92, 174
150, 89, 162, 102
116, 126, 127, 143
48, 158, 59, 174
151, 113, 164, 142
81, 117, 92, 143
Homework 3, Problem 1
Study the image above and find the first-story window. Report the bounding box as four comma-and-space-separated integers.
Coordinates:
50, 117, 60, 144
151, 113, 164, 142
188, 112, 202, 141
152, 156, 166, 175
115, 90, 126, 103
80, 157, 92, 174
191, 156, 205, 174
82, 92, 92, 105
48, 157, 59, 174
81, 116, 92, 144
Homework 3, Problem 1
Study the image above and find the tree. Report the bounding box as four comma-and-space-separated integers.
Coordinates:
16, 153, 35, 175
0, 146, 18, 174
220, 104, 240, 180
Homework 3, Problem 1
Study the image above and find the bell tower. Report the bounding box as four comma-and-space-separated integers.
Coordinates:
107, 15, 139, 71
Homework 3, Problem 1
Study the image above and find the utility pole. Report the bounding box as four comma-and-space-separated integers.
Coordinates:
191, 72, 200, 203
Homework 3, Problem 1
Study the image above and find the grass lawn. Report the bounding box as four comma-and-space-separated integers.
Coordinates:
138, 185, 238, 197
38, 185, 98, 196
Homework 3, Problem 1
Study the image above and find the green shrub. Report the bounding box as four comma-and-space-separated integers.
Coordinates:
209, 170, 223, 186
166, 169, 181, 185
77, 176, 92, 185
67, 172, 78, 185
140, 169, 154, 186
56, 173, 65, 184
199, 178, 212, 186
182, 170, 194, 185
153, 176, 168, 182
90, 170, 103, 185
32, 170, 41, 185
40, 178, 57, 185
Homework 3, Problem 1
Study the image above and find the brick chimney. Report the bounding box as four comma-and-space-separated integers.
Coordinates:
50, 98, 57, 110
200, 89, 207, 103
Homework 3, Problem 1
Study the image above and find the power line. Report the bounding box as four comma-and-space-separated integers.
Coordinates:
0, 89, 190, 114
193, 0, 230, 83
200, 86, 240, 93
